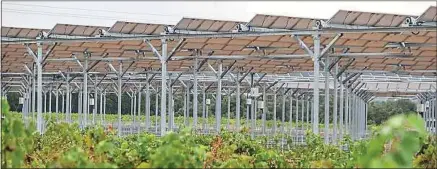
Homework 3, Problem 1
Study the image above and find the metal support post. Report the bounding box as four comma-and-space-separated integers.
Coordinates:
130, 92, 134, 132
324, 57, 330, 144
333, 63, 338, 144
262, 87, 266, 135
273, 93, 277, 134
137, 86, 142, 133
281, 91, 286, 134
345, 86, 349, 135
313, 34, 321, 134
193, 57, 199, 130
187, 87, 190, 126
160, 39, 168, 136
117, 62, 123, 136
364, 102, 369, 138
227, 91, 231, 130
235, 77, 241, 131
133, 90, 137, 133
352, 95, 357, 140
183, 87, 187, 126
295, 96, 299, 140
36, 42, 43, 134
66, 74, 71, 123
78, 91, 82, 126
103, 91, 106, 124
155, 91, 159, 133
339, 75, 344, 140
168, 84, 174, 132
301, 96, 304, 143
99, 89, 103, 125
55, 88, 59, 122
433, 97, 437, 135
289, 94, 293, 135
251, 96, 256, 138
306, 99, 310, 132
48, 89, 52, 121
202, 90, 206, 131
145, 79, 151, 130
215, 61, 223, 133
236, 72, 241, 131
44, 91, 47, 115
83, 55, 88, 128
32, 65, 36, 119
93, 75, 97, 125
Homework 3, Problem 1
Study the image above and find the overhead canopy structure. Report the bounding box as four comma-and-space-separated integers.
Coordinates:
1, 6, 436, 140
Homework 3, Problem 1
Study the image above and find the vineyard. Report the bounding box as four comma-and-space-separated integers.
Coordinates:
2, 99, 436, 168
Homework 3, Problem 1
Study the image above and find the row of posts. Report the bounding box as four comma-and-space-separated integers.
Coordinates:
11, 36, 370, 144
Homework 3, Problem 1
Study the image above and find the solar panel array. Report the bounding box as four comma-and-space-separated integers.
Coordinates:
1, 6, 436, 78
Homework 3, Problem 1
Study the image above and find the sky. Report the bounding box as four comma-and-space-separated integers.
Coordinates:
1, 1, 436, 29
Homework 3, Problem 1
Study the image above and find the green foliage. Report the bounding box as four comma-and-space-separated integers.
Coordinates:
357, 114, 427, 168
2, 99, 435, 169
1, 98, 37, 168
149, 129, 207, 168
368, 99, 417, 124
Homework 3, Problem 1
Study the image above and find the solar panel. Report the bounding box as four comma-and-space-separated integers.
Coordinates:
108, 21, 169, 35
328, 10, 413, 27
50, 24, 108, 36
417, 6, 437, 22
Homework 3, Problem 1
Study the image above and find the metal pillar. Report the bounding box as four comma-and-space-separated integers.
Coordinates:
130, 92, 134, 132
251, 95, 256, 138
44, 91, 47, 114
324, 57, 330, 144
36, 42, 43, 134
281, 92, 286, 134
215, 61, 222, 133
55, 88, 59, 122
66, 74, 71, 123
306, 99, 310, 132
339, 76, 344, 140
32, 65, 36, 119
236, 73, 241, 131
262, 87, 266, 135
364, 102, 368, 138
202, 90, 206, 131
300, 96, 304, 143
117, 62, 122, 136
433, 97, 437, 135
78, 91, 82, 126
313, 34, 321, 134
333, 63, 338, 144
345, 87, 349, 135
160, 39, 168, 136
49, 89, 52, 121
183, 87, 187, 126
187, 87, 190, 126
137, 87, 141, 133
227, 92, 231, 130
93, 75, 97, 125
103, 91, 106, 124
99, 89, 103, 125
83, 55, 88, 128
295, 96, 299, 137
289, 94, 293, 135
168, 84, 174, 132
133, 90, 137, 133
155, 91, 159, 133
193, 57, 198, 130
145, 78, 150, 130
273, 93, 277, 134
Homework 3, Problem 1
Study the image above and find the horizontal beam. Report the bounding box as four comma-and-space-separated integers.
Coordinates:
3, 26, 435, 44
